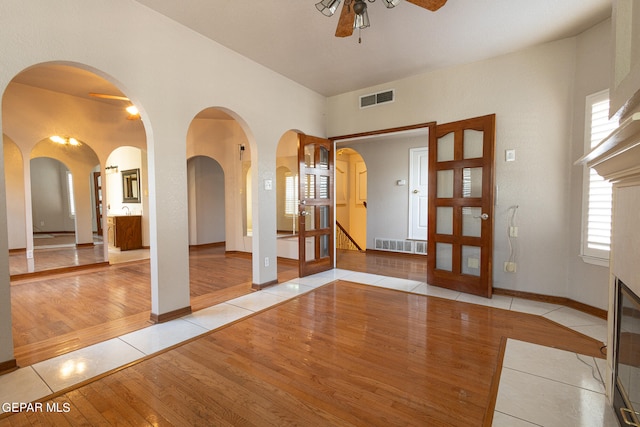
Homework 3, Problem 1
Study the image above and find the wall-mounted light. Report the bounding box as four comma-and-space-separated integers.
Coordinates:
126, 105, 140, 120
49, 135, 80, 146
105, 165, 119, 174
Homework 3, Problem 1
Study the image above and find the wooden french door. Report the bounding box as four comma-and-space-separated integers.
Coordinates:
427, 115, 496, 297
298, 134, 334, 277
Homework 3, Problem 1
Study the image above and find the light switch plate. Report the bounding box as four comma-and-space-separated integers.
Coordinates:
505, 149, 516, 162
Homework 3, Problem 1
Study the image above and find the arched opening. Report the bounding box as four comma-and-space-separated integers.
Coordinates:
275, 130, 300, 259
335, 147, 367, 252
185, 107, 255, 307
3, 62, 151, 365
104, 146, 149, 263
4, 62, 147, 274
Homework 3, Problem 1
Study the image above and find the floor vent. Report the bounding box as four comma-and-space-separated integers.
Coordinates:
360, 89, 395, 109
374, 238, 426, 255
415, 241, 427, 255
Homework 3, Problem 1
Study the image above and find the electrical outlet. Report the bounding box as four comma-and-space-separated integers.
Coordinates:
264, 257, 269, 267
504, 262, 517, 273
509, 226, 518, 237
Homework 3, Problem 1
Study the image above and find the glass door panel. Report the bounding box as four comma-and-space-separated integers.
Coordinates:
436, 207, 453, 235
463, 129, 484, 159
303, 206, 315, 231
462, 207, 482, 238
304, 144, 315, 167
437, 133, 455, 162
435, 243, 453, 271
461, 245, 481, 276
305, 174, 315, 199
462, 167, 483, 198
437, 170, 454, 198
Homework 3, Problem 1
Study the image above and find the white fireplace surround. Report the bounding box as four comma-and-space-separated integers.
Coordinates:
578, 111, 640, 408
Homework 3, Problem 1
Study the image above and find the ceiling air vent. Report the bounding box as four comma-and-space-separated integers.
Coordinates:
359, 89, 395, 109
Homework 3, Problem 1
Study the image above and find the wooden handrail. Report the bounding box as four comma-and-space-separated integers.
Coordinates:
336, 221, 363, 251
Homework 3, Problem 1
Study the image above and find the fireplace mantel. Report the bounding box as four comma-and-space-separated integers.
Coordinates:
576, 112, 640, 185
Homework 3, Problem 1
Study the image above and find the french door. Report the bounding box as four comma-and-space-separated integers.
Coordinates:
427, 115, 496, 297
298, 134, 334, 277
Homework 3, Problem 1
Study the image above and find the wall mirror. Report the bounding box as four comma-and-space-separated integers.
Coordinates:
122, 168, 141, 203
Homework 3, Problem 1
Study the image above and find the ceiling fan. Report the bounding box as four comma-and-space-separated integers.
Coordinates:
316, 0, 447, 39
88, 92, 140, 120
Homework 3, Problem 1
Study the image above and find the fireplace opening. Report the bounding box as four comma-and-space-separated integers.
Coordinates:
614, 279, 640, 425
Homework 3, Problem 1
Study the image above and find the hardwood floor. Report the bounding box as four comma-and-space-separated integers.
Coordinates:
0, 281, 602, 426
10, 246, 298, 367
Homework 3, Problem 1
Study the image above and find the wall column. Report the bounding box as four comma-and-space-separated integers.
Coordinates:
146, 125, 191, 323
0, 122, 17, 371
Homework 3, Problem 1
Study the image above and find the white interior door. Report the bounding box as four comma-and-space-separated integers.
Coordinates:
409, 147, 428, 240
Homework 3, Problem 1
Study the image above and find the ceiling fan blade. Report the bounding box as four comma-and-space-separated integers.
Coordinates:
335, 2, 355, 37
88, 92, 130, 101
405, 0, 447, 12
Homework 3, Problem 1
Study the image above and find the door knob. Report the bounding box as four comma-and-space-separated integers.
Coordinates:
473, 213, 489, 220
413, 189, 419, 194
300, 211, 309, 216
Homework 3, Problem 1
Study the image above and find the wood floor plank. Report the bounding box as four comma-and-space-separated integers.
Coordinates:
0, 281, 603, 426
10, 246, 299, 366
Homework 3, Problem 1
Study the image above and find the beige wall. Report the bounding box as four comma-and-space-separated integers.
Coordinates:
328, 20, 612, 309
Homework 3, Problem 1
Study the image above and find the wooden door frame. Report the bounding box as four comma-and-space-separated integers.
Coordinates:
331, 122, 436, 255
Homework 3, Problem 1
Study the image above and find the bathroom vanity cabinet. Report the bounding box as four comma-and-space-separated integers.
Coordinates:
107, 215, 142, 251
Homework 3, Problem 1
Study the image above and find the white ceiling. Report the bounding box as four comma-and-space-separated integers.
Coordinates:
10, 0, 612, 101
134, 0, 612, 96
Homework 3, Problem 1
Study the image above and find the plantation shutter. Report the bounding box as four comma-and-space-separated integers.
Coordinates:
583, 96, 617, 259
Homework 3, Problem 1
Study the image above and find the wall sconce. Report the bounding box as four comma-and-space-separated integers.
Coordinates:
105, 165, 119, 174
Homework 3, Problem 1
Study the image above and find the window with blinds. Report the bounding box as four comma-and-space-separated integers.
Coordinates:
581, 90, 618, 264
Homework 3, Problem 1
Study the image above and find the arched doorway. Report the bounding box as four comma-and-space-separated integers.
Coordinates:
185, 107, 255, 306
3, 62, 151, 365
335, 147, 367, 251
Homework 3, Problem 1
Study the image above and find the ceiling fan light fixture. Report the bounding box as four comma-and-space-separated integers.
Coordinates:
315, 0, 341, 17
353, 3, 370, 30
381, 0, 401, 8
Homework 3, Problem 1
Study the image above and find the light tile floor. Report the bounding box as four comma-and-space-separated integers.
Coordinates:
0, 269, 613, 424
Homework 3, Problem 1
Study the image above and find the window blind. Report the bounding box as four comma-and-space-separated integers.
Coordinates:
584, 96, 617, 258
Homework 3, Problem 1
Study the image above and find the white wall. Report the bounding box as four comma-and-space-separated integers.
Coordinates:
105, 147, 144, 217
187, 156, 225, 245
328, 21, 612, 309
0, 0, 326, 363
30, 158, 75, 233
3, 137, 25, 249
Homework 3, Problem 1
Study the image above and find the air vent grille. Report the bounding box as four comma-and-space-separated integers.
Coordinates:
374, 238, 426, 255
359, 89, 395, 109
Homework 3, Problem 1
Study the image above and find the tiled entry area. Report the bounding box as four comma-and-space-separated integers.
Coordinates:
494, 340, 618, 426
0, 268, 616, 425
